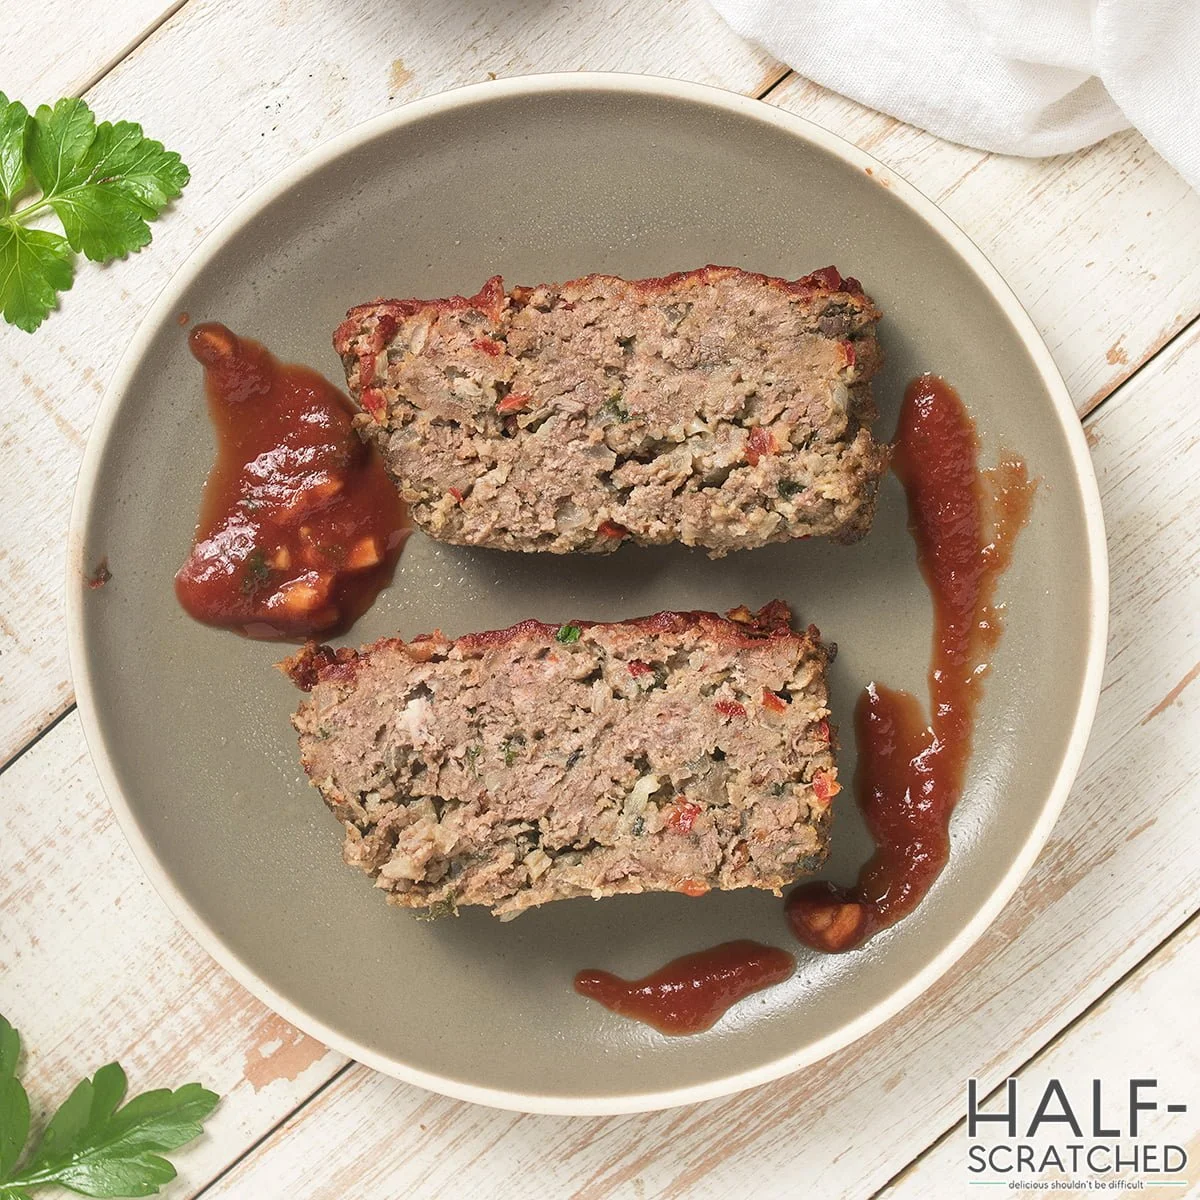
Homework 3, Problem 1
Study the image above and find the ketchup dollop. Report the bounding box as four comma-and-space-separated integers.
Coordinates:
574, 940, 795, 1035
787, 375, 1037, 953
175, 324, 408, 639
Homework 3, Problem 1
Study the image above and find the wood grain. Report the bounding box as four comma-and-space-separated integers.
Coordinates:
885, 915, 1200, 1196
0, 0, 780, 767
6, 311, 1186, 1200
0, 0, 182, 99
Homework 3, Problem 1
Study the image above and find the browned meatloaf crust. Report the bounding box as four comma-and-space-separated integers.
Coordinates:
283, 601, 839, 918
333, 265, 886, 557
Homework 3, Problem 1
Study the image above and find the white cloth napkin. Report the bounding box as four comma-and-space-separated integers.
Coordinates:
709, 0, 1200, 189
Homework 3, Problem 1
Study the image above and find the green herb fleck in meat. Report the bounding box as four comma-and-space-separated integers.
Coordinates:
565, 748, 584, 769
465, 744, 482, 776
597, 392, 629, 424
415, 896, 459, 921
778, 480, 805, 499
240, 549, 271, 594
501, 734, 526, 767
631, 817, 645, 836
555, 624, 582, 644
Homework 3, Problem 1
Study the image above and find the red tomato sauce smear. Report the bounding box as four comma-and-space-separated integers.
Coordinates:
575, 941, 795, 1035
175, 324, 408, 639
788, 375, 1037, 953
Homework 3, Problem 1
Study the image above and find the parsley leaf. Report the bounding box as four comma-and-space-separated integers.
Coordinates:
0, 95, 30, 214
0, 1017, 30, 1182
0, 95, 188, 331
0, 226, 74, 333
44, 119, 189, 262
78, 122, 190, 218
28, 99, 96, 198
0, 1014, 218, 1198
555, 624, 582, 644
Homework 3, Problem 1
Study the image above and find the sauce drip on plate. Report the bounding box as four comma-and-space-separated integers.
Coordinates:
575, 940, 795, 1035
175, 324, 408, 639
787, 375, 1037, 953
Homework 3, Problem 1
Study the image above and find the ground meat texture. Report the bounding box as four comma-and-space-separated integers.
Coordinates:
283, 601, 839, 918
333, 265, 887, 557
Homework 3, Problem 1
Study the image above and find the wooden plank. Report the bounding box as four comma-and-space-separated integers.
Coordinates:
884, 916, 1200, 1196
765, 75, 1200, 416
0, 711, 346, 1196
0, 0, 781, 765
0, 1, 182, 99
180, 315, 1200, 1199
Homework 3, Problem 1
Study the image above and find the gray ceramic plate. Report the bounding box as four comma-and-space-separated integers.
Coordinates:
67, 75, 1107, 1114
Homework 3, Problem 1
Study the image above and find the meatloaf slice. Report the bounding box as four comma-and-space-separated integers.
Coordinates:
283, 601, 838, 918
333, 265, 886, 557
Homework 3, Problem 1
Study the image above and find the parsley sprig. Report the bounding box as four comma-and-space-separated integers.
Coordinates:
0, 95, 189, 332
0, 1014, 218, 1197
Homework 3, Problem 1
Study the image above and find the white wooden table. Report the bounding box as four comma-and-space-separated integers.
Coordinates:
2, 2, 1198, 1196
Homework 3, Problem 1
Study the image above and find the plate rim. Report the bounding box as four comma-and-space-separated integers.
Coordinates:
65, 70, 1109, 1115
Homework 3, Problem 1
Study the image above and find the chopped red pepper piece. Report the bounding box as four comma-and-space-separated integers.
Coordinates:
360, 387, 388, 423
817, 718, 831, 742
812, 769, 841, 806
714, 699, 748, 719
746, 426, 776, 467
666, 795, 702, 834
627, 659, 655, 678
677, 878, 710, 897
761, 688, 787, 713
597, 519, 629, 539
448, 487, 464, 504
472, 336, 504, 357
497, 392, 531, 414
841, 339, 857, 368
